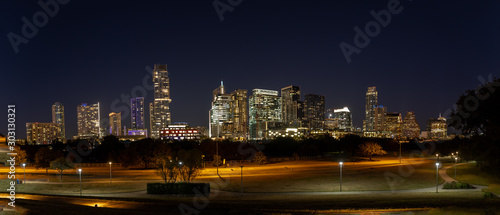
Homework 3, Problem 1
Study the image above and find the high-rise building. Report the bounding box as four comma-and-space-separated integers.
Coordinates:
333, 107, 353, 131
77, 103, 100, 138
151, 64, 172, 138
109, 112, 122, 136
373, 105, 387, 132
326, 109, 334, 119
430, 114, 447, 140
249, 89, 281, 139
304, 94, 325, 129
26, 122, 61, 145
281, 86, 301, 124
363, 86, 378, 135
131, 97, 145, 130
386, 112, 402, 138
149, 102, 155, 137
51, 102, 65, 140
402, 111, 420, 139
230, 89, 248, 140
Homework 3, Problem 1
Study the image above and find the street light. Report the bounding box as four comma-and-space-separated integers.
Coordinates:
435, 163, 439, 193
22, 163, 26, 184
436, 154, 439, 162
240, 166, 244, 194
78, 169, 82, 196
454, 157, 458, 179
339, 162, 343, 192
109, 162, 112, 184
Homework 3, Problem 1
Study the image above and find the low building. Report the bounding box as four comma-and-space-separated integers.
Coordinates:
160, 123, 200, 141
26, 122, 62, 144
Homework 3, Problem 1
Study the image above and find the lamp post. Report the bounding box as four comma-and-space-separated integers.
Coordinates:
109, 162, 112, 184
436, 154, 439, 162
78, 169, 82, 196
22, 163, 26, 184
399, 142, 402, 164
240, 166, 244, 194
339, 162, 343, 192
216, 141, 219, 176
435, 163, 439, 193
454, 157, 458, 179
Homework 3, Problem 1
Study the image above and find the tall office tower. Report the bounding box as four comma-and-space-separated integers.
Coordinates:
386, 112, 402, 138
249, 89, 281, 139
77, 103, 100, 138
363, 86, 378, 135
430, 114, 447, 140
209, 83, 231, 138
304, 94, 325, 129
325, 109, 334, 119
131, 97, 145, 129
151, 64, 172, 138
402, 111, 420, 139
333, 107, 353, 131
149, 102, 155, 137
281, 85, 301, 124
109, 112, 122, 136
51, 102, 65, 140
373, 105, 387, 132
26, 122, 61, 144
230, 89, 248, 140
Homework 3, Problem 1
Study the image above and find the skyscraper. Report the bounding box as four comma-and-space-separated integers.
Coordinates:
402, 111, 420, 139
77, 103, 100, 138
51, 102, 65, 140
230, 89, 248, 140
373, 105, 387, 133
281, 85, 301, 124
151, 64, 172, 138
109, 112, 122, 136
26, 122, 61, 145
304, 94, 325, 129
249, 89, 281, 139
149, 102, 155, 137
430, 114, 447, 140
209, 82, 248, 140
386, 112, 402, 138
333, 107, 353, 131
363, 86, 378, 136
131, 97, 145, 129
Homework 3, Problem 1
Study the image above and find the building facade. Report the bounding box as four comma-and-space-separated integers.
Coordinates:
109, 112, 122, 136
160, 123, 200, 141
281, 85, 301, 124
249, 89, 282, 139
304, 94, 325, 129
385, 112, 402, 138
373, 105, 387, 133
77, 103, 100, 138
151, 64, 172, 138
131, 97, 145, 130
402, 111, 420, 139
430, 114, 447, 140
333, 107, 353, 131
363, 86, 378, 136
229, 89, 248, 140
51, 102, 65, 140
26, 122, 61, 144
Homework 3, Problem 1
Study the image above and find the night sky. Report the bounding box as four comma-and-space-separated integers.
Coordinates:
1, 0, 499, 139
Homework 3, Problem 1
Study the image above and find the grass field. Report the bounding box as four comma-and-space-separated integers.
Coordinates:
446, 162, 500, 194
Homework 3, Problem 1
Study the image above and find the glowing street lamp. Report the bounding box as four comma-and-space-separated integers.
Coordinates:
78, 169, 82, 196
435, 163, 440, 193
339, 162, 343, 192
436, 154, 439, 162
454, 157, 458, 179
109, 162, 112, 184
22, 163, 26, 184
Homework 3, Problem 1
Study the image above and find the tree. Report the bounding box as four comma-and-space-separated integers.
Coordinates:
359, 142, 387, 161
178, 149, 203, 182
14, 146, 27, 165
97, 135, 124, 162
213, 154, 222, 167
50, 157, 74, 181
34, 147, 59, 174
155, 156, 179, 183
253, 151, 267, 165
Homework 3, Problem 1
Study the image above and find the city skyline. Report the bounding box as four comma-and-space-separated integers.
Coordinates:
2, 1, 499, 139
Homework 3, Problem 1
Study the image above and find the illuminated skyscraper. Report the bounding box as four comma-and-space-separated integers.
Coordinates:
373, 105, 387, 132
229, 89, 248, 140
109, 112, 122, 136
430, 114, 447, 140
304, 94, 325, 129
51, 102, 65, 140
281, 85, 301, 124
249, 89, 281, 139
26, 122, 61, 145
209, 82, 248, 140
333, 107, 353, 131
151, 64, 172, 138
386, 112, 402, 138
77, 103, 100, 138
149, 102, 155, 137
363, 86, 378, 136
402, 111, 420, 139
131, 97, 145, 130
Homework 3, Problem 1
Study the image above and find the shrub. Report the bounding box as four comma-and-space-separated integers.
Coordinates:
442, 181, 475, 189
147, 183, 210, 195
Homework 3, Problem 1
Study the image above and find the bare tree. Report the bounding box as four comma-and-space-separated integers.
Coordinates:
178, 149, 203, 182
253, 151, 267, 164
155, 156, 179, 183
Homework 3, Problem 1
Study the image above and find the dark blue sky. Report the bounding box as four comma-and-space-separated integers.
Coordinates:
1, 0, 499, 138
